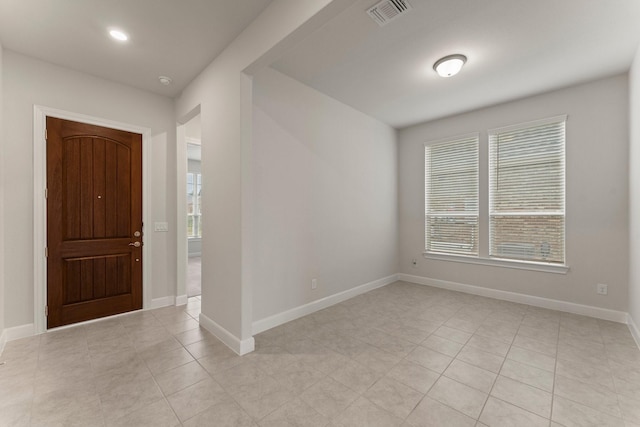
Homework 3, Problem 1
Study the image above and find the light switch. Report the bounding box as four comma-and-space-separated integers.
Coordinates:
154, 222, 169, 232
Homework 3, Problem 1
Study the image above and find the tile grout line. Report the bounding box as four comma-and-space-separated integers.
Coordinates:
600, 320, 627, 424
548, 309, 561, 426
474, 306, 525, 423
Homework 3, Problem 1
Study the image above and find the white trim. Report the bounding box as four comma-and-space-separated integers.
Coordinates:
176, 114, 194, 317
240, 73, 254, 343
199, 312, 255, 356
1, 294, 188, 350
33, 105, 153, 334
2, 324, 35, 343
252, 274, 399, 335
487, 114, 568, 135
423, 131, 480, 148
399, 273, 628, 323
423, 252, 569, 274
149, 296, 176, 309
628, 314, 640, 350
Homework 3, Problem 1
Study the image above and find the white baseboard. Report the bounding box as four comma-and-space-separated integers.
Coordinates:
1, 324, 37, 355
629, 314, 640, 350
1, 294, 189, 352
252, 274, 399, 335
150, 295, 191, 308
1, 323, 36, 346
149, 296, 176, 309
199, 312, 255, 356
399, 273, 628, 323
0, 329, 6, 355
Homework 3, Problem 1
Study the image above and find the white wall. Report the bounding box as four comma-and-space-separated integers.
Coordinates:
0, 41, 5, 343
399, 75, 629, 312
252, 67, 397, 322
2, 50, 176, 329
629, 46, 640, 340
174, 0, 350, 348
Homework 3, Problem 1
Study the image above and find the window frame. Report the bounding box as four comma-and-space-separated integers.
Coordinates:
424, 132, 480, 257
421, 116, 569, 275
488, 115, 567, 266
187, 172, 202, 239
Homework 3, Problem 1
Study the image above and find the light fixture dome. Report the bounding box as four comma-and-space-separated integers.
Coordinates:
158, 76, 173, 86
433, 54, 467, 78
109, 29, 128, 42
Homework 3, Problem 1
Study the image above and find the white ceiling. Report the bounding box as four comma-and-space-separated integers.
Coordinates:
272, 0, 640, 128
1, 0, 639, 127
0, 0, 273, 97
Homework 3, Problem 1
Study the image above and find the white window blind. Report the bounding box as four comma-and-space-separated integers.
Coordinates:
425, 135, 479, 255
489, 116, 566, 264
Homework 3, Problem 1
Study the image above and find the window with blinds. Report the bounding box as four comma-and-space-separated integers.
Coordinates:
425, 135, 479, 256
489, 116, 566, 264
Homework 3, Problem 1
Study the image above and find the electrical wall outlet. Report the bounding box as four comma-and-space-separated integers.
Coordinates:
411, 258, 417, 268
311, 279, 317, 290
596, 283, 608, 295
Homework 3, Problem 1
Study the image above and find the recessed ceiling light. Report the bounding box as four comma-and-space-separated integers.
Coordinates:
158, 76, 173, 86
109, 29, 129, 42
433, 54, 467, 78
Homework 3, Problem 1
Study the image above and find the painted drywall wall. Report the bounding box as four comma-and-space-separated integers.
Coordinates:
399, 75, 629, 312
174, 0, 350, 344
2, 50, 177, 328
629, 46, 640, 336
0, 41, 5, 341
251, 67, 397, 322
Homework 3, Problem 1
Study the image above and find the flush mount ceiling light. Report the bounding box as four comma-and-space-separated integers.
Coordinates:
433, 54, 467, 78
109, 29, 129, 42
158, 76, 173, 86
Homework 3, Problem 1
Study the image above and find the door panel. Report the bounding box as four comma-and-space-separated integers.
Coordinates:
47, 117, 142, 328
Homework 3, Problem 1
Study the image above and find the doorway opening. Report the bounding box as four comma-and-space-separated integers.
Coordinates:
177, 112, 202, 315
186, 139, 202, 298
46, 117, 143, 328
33, 106, 152, 334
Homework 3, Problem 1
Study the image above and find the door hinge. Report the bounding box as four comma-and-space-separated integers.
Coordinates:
45, 306, 48, 317
45, 128, 48, 140
45, 188, 48, 199
45, 247, 48, 257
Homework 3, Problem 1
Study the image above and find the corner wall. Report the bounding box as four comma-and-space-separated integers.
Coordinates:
251, 68, 397, 327
2, 50, 176, 330
629, 45, 640, 343
0, 41, 5, 350
399, 75, 630, 315
174, 0, 351, 352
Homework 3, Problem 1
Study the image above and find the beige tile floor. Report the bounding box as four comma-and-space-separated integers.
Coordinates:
1, 281, 640, 426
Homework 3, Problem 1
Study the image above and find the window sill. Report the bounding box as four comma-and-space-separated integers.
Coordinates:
188, 237, 202, 241
422, 252, 569, 274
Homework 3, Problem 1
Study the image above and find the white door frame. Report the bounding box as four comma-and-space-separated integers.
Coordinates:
176, 106, 201, 305
33, 105, 153, 334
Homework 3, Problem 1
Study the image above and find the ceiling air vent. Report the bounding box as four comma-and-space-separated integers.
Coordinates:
367, 0, 412, 26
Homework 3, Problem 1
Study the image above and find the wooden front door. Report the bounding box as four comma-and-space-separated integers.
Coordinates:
46, 117, 143, 328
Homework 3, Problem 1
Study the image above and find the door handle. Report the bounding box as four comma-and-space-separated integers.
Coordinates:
129, 241, 141, 247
